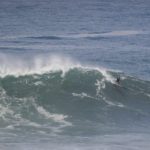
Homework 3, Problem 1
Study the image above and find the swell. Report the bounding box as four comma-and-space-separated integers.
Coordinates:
0, 68, 150, 119
0, 55, 150, 135
17, 30, 145, 42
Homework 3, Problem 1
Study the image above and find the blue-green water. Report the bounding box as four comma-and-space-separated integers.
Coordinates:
0, 0, 150, 149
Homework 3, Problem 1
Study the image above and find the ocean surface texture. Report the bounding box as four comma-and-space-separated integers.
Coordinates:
0, 0, 150, 150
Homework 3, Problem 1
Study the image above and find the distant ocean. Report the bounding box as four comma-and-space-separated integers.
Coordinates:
0, 0, 150, 150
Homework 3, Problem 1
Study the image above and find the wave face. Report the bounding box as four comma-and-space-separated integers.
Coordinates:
0, 63, 150, 137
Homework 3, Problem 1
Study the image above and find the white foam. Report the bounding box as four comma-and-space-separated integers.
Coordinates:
0, 53, 81, 77
0, 104, 14, 120
0, 88, 72, 134
72, 92, 96, 100
16, 97, 72, 126
0, 95, 42, 128
36, 106, 67, 122
0, 53, 117, 88
95, 79, 106, 96
0, 88, 15, 120
13, 117, 41, 128
103, 98, 125, 108
34, 81, 44, 86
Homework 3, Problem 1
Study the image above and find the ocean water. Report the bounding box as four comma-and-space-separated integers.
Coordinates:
0, 0, 150, 150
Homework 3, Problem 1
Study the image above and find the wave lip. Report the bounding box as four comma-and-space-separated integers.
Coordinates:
0, 54, 115, 83
0, 54, 81, 77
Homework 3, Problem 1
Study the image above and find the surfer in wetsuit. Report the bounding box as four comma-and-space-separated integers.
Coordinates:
116, 76, 120, 84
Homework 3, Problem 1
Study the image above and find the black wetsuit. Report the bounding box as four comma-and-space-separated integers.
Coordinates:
116, 77, 120, 83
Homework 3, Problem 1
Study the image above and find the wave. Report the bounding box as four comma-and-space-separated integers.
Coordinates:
0, 54, 82, 77
0, 54, 150, 135
3, 30, 143, 42
23, 30, 145, 41
27, 36, 62, 40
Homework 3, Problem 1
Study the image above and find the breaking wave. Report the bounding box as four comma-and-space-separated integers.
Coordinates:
0, 54, 150, 136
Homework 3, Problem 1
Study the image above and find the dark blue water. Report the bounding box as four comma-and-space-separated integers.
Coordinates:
0, 0, 150, 79
0, 0, 150, 149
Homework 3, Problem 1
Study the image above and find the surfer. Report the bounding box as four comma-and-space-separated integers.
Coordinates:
116, 76, 120, 84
